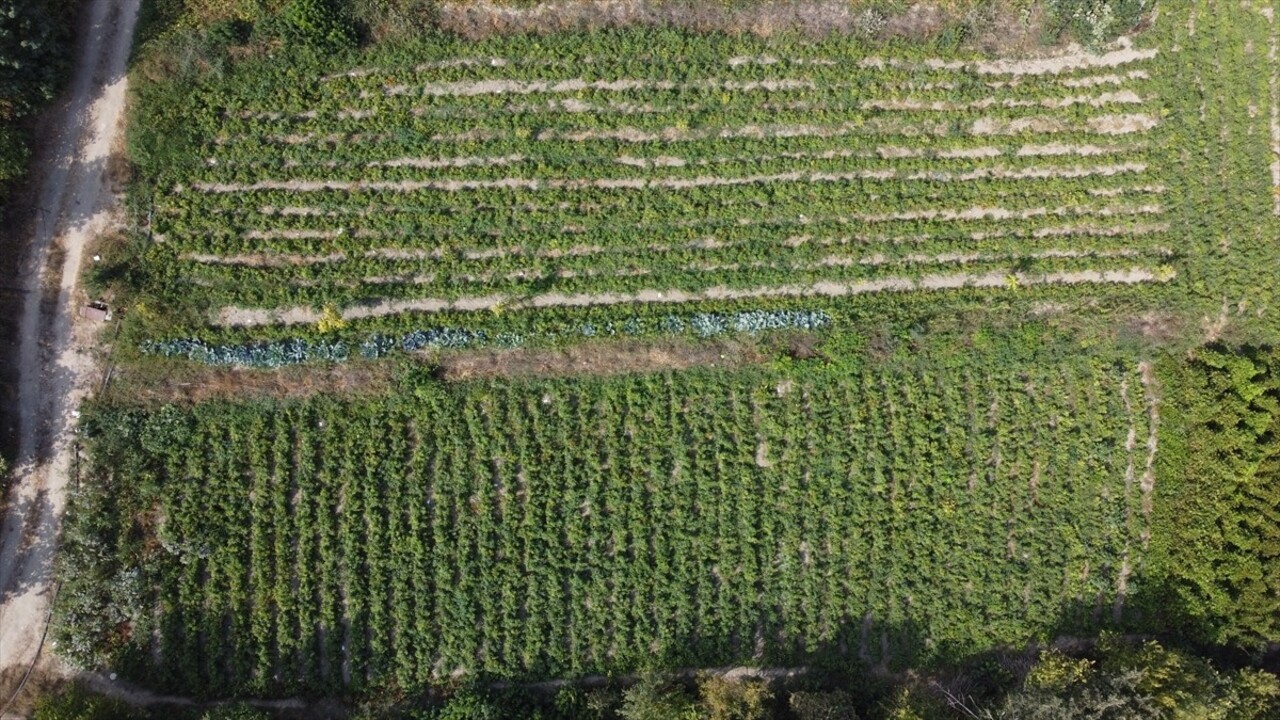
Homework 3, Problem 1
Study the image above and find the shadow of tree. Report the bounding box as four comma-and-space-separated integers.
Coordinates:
0, 488, 59, 605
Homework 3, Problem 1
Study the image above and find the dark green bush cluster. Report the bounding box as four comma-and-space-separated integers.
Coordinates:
1149, 347, 1280, 648
263, 0, 356, 50
0, 0, 66, 188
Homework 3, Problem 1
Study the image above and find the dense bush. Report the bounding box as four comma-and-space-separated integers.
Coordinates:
1150, 347, 1280, 647
0, 0, 66, 191
265, 0, 355, 50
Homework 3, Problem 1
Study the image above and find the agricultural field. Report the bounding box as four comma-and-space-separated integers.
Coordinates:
109, 0, 1280, 362
52, 0, 1280, 710
114, 0, 1280, 362
124, 14, 1192, 353
156, 31, 1170, 321
62, 332, 1157, 695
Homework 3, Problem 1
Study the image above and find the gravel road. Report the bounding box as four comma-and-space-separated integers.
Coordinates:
0, 0, 140, 688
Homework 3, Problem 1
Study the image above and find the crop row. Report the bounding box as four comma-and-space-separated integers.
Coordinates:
201, 82, 1156, 143
156, 178, 1165, 251
142, 309, 832, 367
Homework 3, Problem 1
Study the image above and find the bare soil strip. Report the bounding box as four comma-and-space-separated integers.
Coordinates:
1031, 221, 1168, 237
436, 337, 768, 382
187, 163, 1149, 195
1086, 114, 1160, 135
370, 153, 525, 169
185, 252, 349, 267
214, 266, 1166, 327
861, 90, 1144, 112
967, 39, 1157, 76
387, 77, 815, 98
1086, 185, 1166, 197
1060, 70, 1150, 87
1265, 5, 1280, 215
110, 362, 401, 405
857, 203, 1161, 223
1017, 142, 1133, 156
242, 229, 348, 240
1137, 360, 1160, 546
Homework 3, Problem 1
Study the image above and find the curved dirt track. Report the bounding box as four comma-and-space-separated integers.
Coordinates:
0, 0, 140, 695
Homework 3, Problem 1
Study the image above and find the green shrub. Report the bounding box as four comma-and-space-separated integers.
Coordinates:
32, 683, 142, 720
1151, 348, 1280, 646
271, 0, 355, 50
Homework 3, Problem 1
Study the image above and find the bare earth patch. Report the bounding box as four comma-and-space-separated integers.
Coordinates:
109, 361, 400, 405
1087, 114, 1160, 135
1137, 360, 1160, 545
435, 336, 768, 381
403, 77, 814, 97
184, 251, 348, 267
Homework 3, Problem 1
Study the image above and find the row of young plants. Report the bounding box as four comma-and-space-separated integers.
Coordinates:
190, 131, 1154, 181
185, 141, 1156, 187
141, 308, 832, 367
58, 328, 1150, 696
116, 283, 1166, 370
195, 85, 1156, 155
182, 26, 1160, 115
158, 173, 1164, 254
176, 252, 1168, 311
300, 42, 1154, 90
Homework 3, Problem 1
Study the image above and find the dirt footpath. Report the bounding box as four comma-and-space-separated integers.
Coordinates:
0, 0, 139, 697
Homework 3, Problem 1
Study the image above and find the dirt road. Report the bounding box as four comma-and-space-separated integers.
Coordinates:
0, 0, 140, 690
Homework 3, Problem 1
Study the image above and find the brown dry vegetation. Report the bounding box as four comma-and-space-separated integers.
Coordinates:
105, 336, 792, 401
106, 360, 401, 405
435, 336, 772, 381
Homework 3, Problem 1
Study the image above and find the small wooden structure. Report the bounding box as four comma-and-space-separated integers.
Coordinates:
80, 301, 112, 322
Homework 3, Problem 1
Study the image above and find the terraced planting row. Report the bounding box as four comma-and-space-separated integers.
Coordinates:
63, 338, 1156, 695
138, 31, 1172, 334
